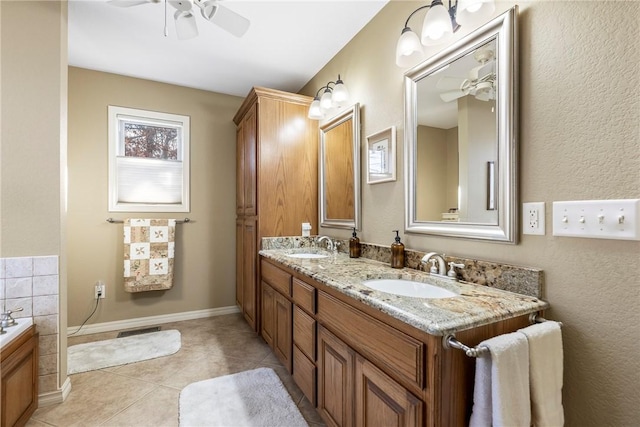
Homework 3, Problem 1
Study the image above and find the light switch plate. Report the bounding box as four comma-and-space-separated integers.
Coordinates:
552, 199, 640, 240
523, 202, 545, 235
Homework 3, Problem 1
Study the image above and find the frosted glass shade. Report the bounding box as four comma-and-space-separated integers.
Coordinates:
320, 89, 333, 111
308, 99, 323, 120
174, 11, 198, 40
396, 28, 424, 67
421, 3, 453, 46
331, 81, 350, 107
456, 0, 495, 28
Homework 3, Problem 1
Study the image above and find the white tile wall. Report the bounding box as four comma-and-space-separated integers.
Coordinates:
0, 255, 59, 394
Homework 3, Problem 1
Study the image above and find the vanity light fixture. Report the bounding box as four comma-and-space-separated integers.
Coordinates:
308, 75, 350, 120
395, 0, 495, 67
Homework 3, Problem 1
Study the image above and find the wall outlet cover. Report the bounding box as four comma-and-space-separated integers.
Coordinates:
523, 202, 545, 235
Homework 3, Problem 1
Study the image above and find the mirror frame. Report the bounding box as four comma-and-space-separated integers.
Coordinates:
319, 103, 361, 230
404, 7, 518, 243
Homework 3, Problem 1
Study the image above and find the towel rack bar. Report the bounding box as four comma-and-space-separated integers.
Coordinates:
443, 313, 561, 358
106, 218, 191, 224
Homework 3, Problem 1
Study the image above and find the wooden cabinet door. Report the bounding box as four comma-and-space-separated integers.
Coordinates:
274, 291, 292, 373
235, 218, 244, 308
236, 126, 244, 216
1, 328, 38, 427
317, 326, 355, 427
355, 355, 423, 427
261, 282, 275, 348
242, 104, 257, 216
242, 218, 257, 330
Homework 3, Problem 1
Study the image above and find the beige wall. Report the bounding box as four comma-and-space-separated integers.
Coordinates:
67, 67, 242, 326
1, 0, 69, 398
301, 1, 639, 425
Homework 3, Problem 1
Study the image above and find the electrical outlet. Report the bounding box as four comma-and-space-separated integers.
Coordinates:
95, 281, 106, 299
523, 202, 545, 235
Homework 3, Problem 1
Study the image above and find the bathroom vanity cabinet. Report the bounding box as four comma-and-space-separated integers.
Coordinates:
1, 325, 39, 427
234, 87, 318, 332
259, 256, 533, 427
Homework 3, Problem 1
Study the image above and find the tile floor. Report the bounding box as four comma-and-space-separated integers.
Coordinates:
27, 313, 325, 427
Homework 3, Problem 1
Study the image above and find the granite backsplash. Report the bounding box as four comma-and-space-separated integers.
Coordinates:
261, 236, 544, 298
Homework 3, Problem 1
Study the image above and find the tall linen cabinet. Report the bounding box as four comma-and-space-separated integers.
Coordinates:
234, 87, 318, 332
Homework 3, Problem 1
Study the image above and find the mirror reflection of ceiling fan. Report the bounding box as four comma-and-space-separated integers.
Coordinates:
437, 48, 496, 102
108, 0, 250, 40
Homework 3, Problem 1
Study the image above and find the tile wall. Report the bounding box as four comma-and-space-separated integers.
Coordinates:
0, 256, 60, 394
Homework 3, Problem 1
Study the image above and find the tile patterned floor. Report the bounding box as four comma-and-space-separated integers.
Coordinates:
27, 313, 325, 427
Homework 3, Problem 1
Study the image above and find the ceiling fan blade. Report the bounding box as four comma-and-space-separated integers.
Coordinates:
440, 90, 467, 102
174, 10, 199, 40
204, 1, 250, 37
107, 0, 159, 7
436, 77, 467, 91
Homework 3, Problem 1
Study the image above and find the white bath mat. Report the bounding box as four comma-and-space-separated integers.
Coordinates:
68, 329, 181, 374
179, 367, 308, 427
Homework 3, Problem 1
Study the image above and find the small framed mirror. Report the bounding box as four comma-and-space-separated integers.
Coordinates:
404, 7, 518, 243
319, 103, 361, 229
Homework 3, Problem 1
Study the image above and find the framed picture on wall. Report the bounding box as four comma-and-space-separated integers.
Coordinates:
366, 126, 396, 184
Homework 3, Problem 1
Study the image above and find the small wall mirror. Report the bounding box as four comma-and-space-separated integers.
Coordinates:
319, 103, 361, 229
405, 7, 518, 243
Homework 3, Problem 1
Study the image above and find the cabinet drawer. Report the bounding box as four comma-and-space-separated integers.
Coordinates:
293, 345, 316, 406
317, 291, 425, 391
261, 260, 291, 296
293, 306, 316, 360
292, 278, 316, 313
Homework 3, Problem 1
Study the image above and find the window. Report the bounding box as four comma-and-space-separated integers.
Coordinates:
108, 106, 190, 212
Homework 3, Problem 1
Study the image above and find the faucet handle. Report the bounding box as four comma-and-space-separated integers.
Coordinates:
447, 262, 465, 278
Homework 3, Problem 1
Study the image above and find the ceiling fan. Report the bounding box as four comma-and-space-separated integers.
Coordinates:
437, 48, 496, 103
108, 0, 250, 40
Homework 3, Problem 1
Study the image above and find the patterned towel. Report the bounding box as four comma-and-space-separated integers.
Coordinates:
124, 219, 176, 293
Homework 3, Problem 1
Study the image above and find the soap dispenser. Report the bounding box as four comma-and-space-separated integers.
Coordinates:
349, 227, 361, 258
390, 230, 405, 269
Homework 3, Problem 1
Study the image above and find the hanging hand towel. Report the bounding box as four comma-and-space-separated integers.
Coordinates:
469, 332, 531, 427
519, 321, 564, 427
123, 219, 176, 293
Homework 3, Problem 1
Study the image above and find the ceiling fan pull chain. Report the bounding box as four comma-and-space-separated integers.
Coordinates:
164, 0, 168, 36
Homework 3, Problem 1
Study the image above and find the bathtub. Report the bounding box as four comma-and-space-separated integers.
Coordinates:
0, 317, 34, 350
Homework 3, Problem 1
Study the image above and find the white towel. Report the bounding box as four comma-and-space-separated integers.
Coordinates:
519, 321, 564, 427
469, 332, 531, 427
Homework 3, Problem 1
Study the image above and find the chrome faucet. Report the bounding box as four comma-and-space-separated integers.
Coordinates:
317, 236, 336, 252
421, 252, 446, 276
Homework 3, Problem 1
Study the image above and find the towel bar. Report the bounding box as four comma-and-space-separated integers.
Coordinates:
106, 218, 191, 224
443, 313, 562, 358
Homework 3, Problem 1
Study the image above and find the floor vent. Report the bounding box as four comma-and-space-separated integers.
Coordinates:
117, 326, 161, 338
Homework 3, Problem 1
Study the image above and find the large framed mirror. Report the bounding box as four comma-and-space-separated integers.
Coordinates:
319, 103, 361, 229
404, 7, 518, 243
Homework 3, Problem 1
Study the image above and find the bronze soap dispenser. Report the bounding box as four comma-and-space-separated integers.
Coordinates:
349, 227, 361, 258
390, 230, 405, 269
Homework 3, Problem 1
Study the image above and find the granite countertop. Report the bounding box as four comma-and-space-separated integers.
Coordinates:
259, 248, 550, 336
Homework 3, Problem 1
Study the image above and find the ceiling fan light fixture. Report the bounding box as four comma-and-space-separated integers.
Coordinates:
174, 10, 199, 40
198, 0, 217, 21
169, 0, 192, 12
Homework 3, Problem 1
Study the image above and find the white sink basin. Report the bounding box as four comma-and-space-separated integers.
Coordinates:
287, 253, 329, 259
362, 279, 457, 299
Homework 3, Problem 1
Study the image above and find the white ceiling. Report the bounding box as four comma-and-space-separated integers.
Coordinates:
68, 0, 389, 97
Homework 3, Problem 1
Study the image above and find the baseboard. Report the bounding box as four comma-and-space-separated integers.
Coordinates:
67, 305, 241, 336
39, 377, 72, 407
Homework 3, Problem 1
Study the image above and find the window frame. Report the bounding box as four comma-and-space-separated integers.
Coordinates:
108, 105, 190, 213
